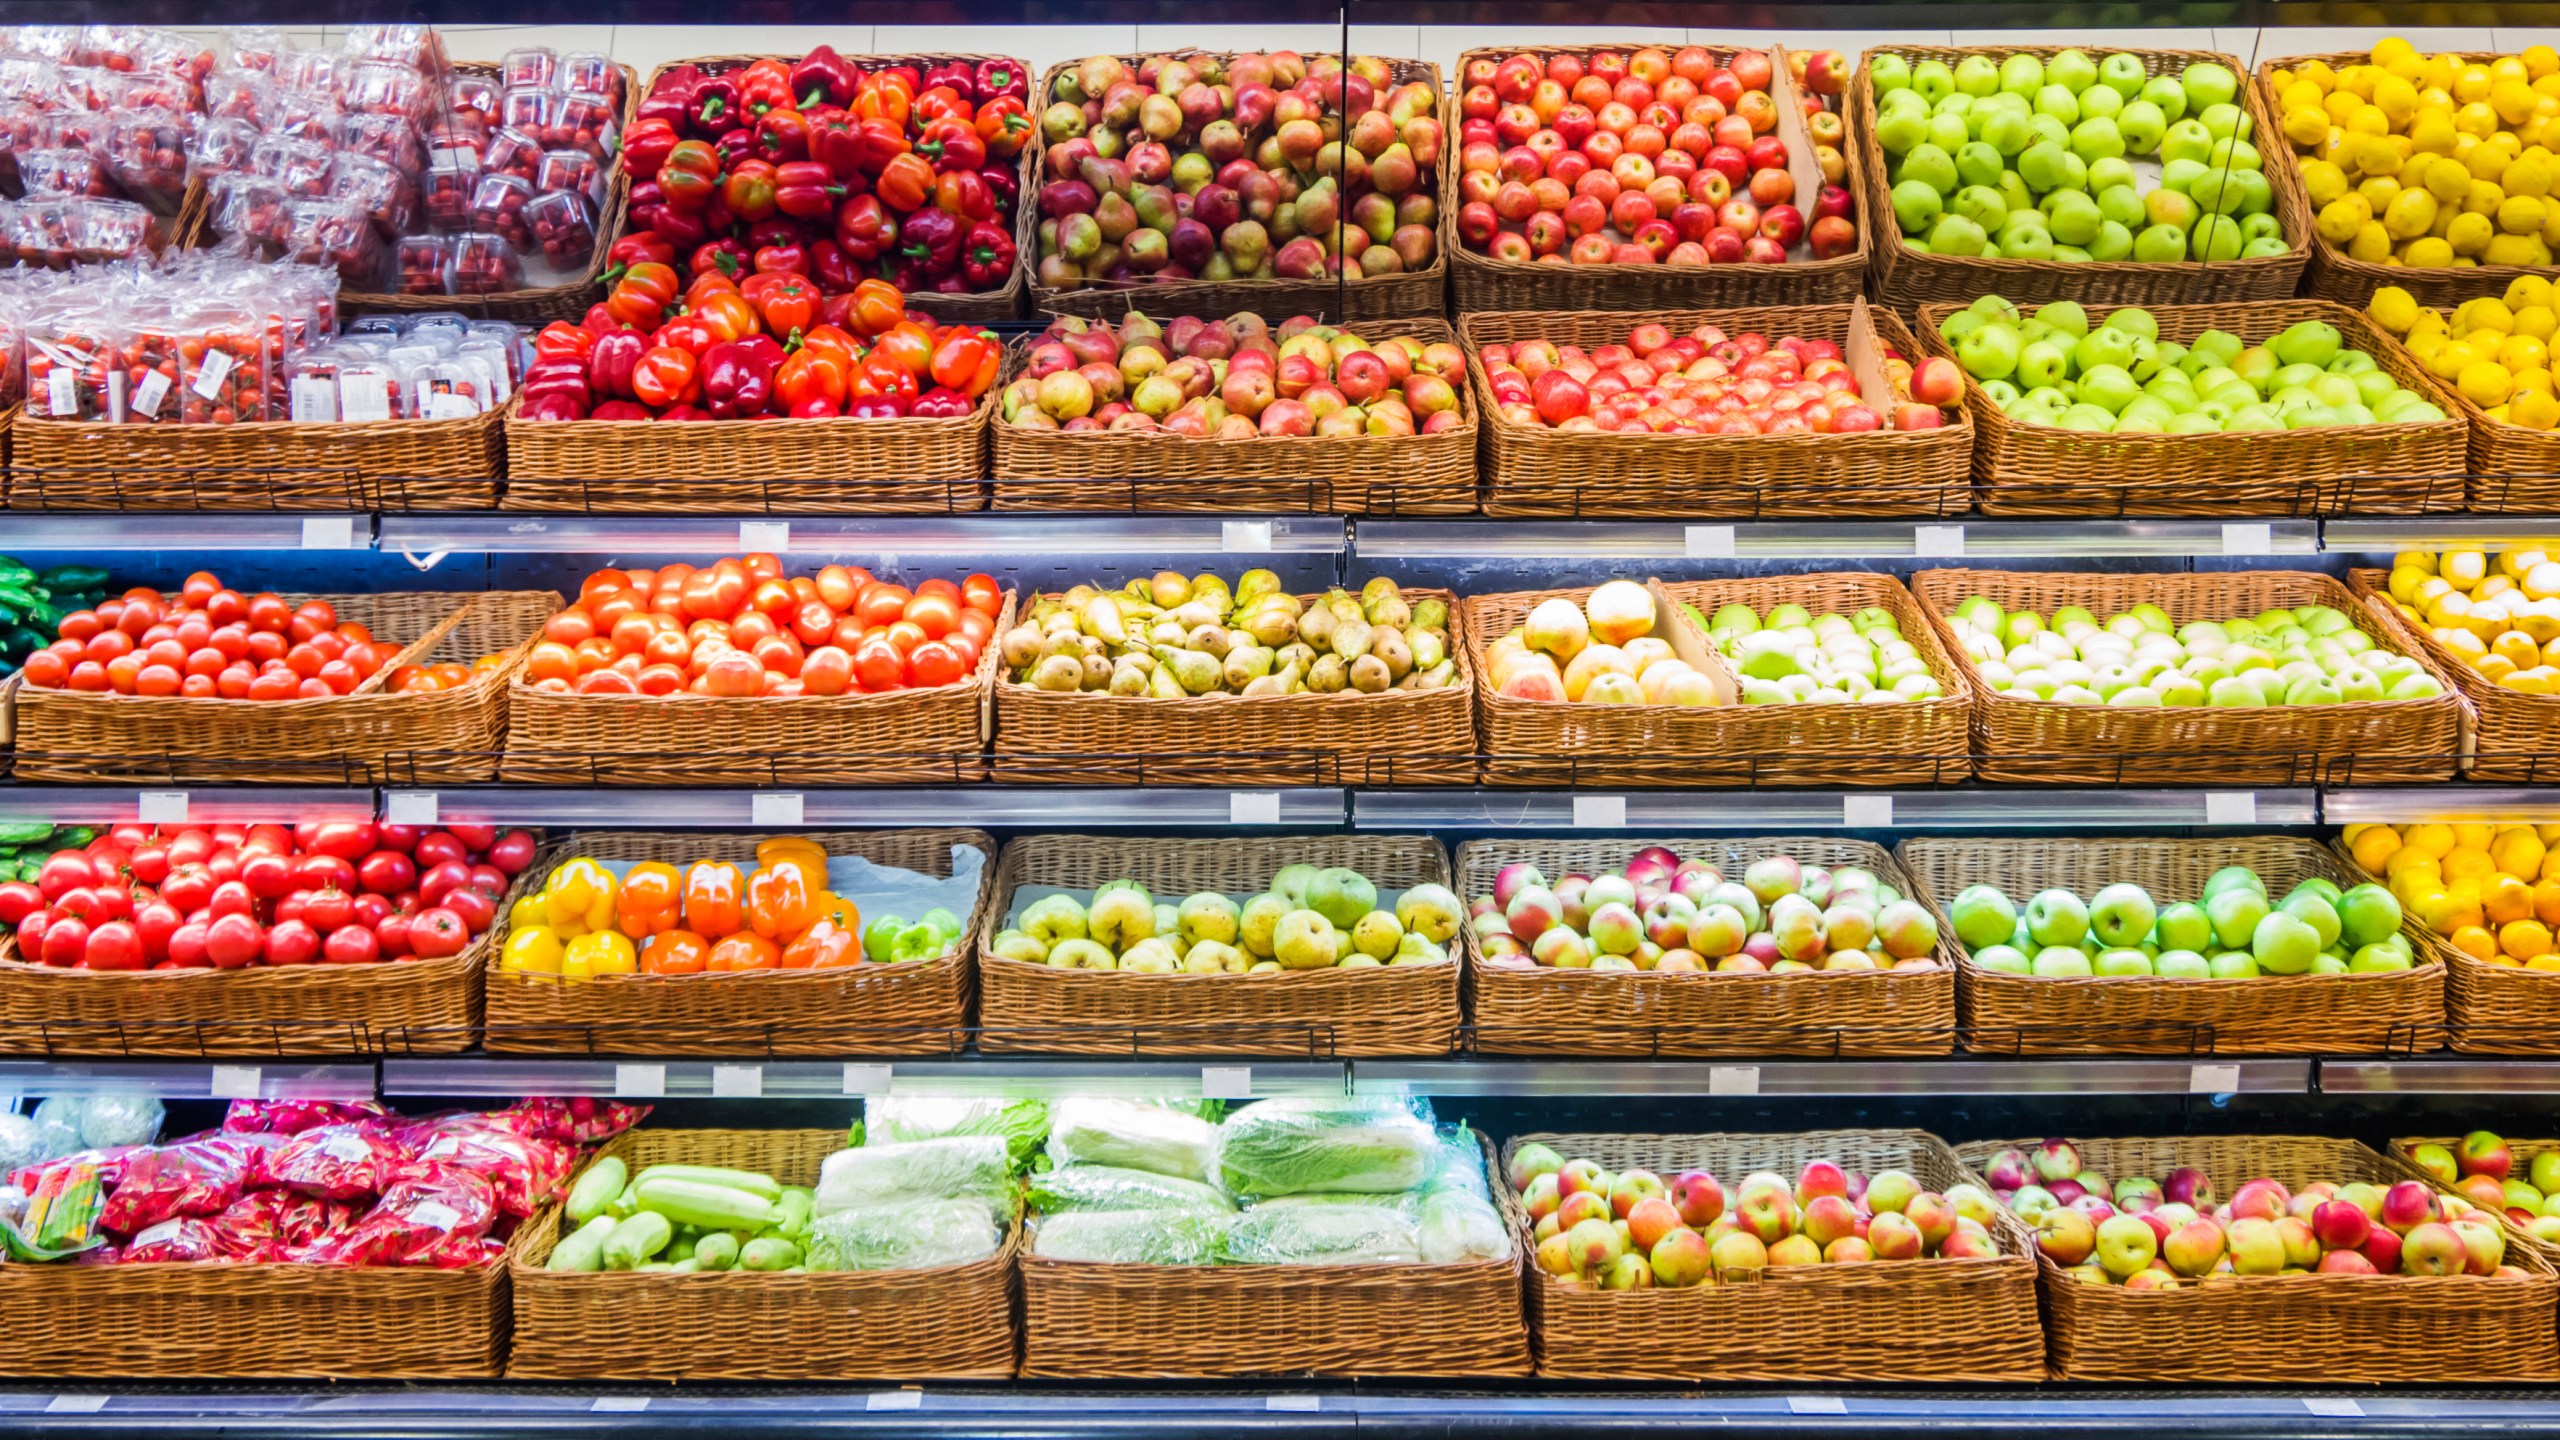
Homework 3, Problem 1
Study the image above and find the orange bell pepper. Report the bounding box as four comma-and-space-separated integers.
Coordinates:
747, 857, 819, 940
781, 918, 861, 969
707, 933, 782, 971
682, 860, 746, 938
847, 278, 905, 337
640, 929, 709, 975
756, 836, 831, 871
797, 324, 861, 369
615, 861, 682, 937
871, 321, 933, 378
690, 288, 762, 345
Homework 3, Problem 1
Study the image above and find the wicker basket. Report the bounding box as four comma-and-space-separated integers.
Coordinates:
974, 832, 1458, 1056
989, 587, 1475, 787
1028, 53, 1450, 325
2388, 1136, 2560, 1260
483, 829, 994, 1057
509, 1127, 1018, 1381
1456, 835, 1956, 1057
2328, 831, 2560, 1056
12, 589, 522, 785
2260, 52, 2560, 310
1913, 300, 2468, 517
498, 388, 990, 515
2346, 566, 2554, 782
988, 318, 1478, 516
1019, 1129, 1525, 1378
0, 1210, 537, 1378
1445, 42, 1869, 315
1910, 567, 2464, 785
1856, 45, 2312, 310
634, 53, 1033, 325
1465, 574, 1973, 788
1899, 834, 2446, 1056
502, 591, 1009, 786
1956, 1133, 2560, 1384
6, 406, 502, 512
1463, 304, 1972, 518
1508, 1129, 2044, 1382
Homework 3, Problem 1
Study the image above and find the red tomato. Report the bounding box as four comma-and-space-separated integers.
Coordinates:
407, 907, 471, 958
731, 612, 779, 647
636, 663, 686, 695
815, 565, 861, 609
791, 600, 838, 646
884, 619, 927, 654
751, 578, 797, 617
486, 830, 539, 875
961, 574, 1002, 615
751, 634, 803, 678
358, 850, 417, 895
42, 916, 89, 967
703, 650, 765, 698
905, 592, 962, 639
263, 918, 320, 966
853, 637, 904, 690
301, 885, 355, 933
82, 920, 143, 971
907, 640, 966, 688
855, 583, 912, 627
323, 923, 381, 965
442, 886, 498, 933
802, 646, 853, 695
740, 552, 783, 582
180, 571, 220, 607
205, 912, 265, 968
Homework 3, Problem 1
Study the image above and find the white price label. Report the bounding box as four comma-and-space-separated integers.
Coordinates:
45, 368, 78, 417
423, 392, 480, 422
2204, 792, 2258, 826
190, 347, 235, 400
290, 375, 339, 423
738, 520, 791, 552
841, 1063, 893, 1095
1912, 525, 1966, 558
590, 1398, 651, 1413
1787, 1396, 1847, 1415
208, 1065, 263, 1100
750, 793, 804, 827
1842, 795, 1894, 828
2303, 1399, 2364, 1418
1228, 792, 1281, 825
301, 515, 356, 550
338, 374, 394, 423
130, 369, 171, 419
132, 1220, 189, 1249
1220, 520, 1274, 553
384, 791, 439, 825
45, 1396, 108, 1415
410, 1199, 462, 1232
1572, 795, 1626, 829
1684, 525, 1737, 558
137, 791, 188, 823
1709, 1065, 1761, 1096
1201, 1066, 1254, 1100
1265, 1397, 1321, 1413
865, 1392, 922, 1412
2189, 1063, 2243, 1094
2220, 522, 2274, 556
710, 1064, 763, 1098
613, 1063, 667, 1098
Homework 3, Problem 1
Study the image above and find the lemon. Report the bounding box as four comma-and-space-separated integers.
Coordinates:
2425, 155, 2474, 198
2467, 178, 2508, 214
2459, 63, 2497, 103
2513, 389, 2560, 429
2488, 233, 2555, 265
2511, 154, 2556, 198
2318, 195, 2372, 244
2329, 88, 2372, 127
2285, 105, 2332, 147
2408, 235, 2460, 265
2517, 368, 2556, 395
2359, 174, 2405, 210
2498, 333, 2548, 370
2459, 100, 2502, 136
2350, 221, 2394, 261
2370, 284, 2424, 333
2387, 187, 2442, 237
2470, 142, 2515, 181
2373, 36, 2419, 69
2410, 108, 2460, 155
2464, 296, 2519, 331
2512, 274, 2558, 307
2462, 360, 2517, 406
2377, 73, 2424, 124
2529, 45, 2559, 79
2300, 157, 2350, 206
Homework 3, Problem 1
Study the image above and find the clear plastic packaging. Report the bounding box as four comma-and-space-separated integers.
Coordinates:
342, 59, 430, 121
1421, 1125, 1494, 1202
210, 175, 291, 251
447, 231, 521, 295
187, 117, 262, 185
178, 302, 269, 424
498, 47, 555, 92
340, 109, 424, 172
1221, 1202, 1423, 1265
412, 357, 492, 420
497, 85, 551, 138
419, 164, 475, 230
454, 335, 517, 402
1025, 1164, 1235, 1215
814, 1135, 1016, 1216
329, 151, 415, 237
1214, 1097, 1439, 1199
447, 75, 499, 131
483, 126, 542, 183
533, 147, 598, 204
523, 190, 593, 267
266, 83, 343, 144
250, 135, 333, 197
1031, 1209, 1228, 1264
861, 1097, 1049, 1171
203, 70, 270, 126
275, 47, 340, 94
1416, 1190, 1509, 1264
106, 310, 189, 425
101, 109, 194, 208
278, 196, 384, 287
219, 27, 287, 76
559, 51, 617, 100
21, 149, 102, 198
550, 88, 617, 159
72, 197, 156, 257
393, 233, 453, 296
1045, 1098, 1219, 1183
23, 314, 108, 420
331, 352, 409, 422
339, 25, 442, 74
805, 1197, 1005, 1272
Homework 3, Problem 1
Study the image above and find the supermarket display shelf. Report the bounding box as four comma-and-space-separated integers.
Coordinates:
1351, 1058, 2313, 1096
0, 1062, 377, 1102
1351, 788, 2320, 831
402, 786, 1351, 829
375, 514, 1349, 558
2324, 517, 2560, 552
0, 787, 376, 825
0, 515, 373, 552
2323, 788, 2560, 824
1356, 518, 2322, 561
2316, 1059, 2560, 1094
378, 1056, 1348, 1100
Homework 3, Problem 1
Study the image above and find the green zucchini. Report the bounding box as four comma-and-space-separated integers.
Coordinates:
632, 1163, 784, 1201
691, 1232, 739, 1271
601, 1210, 673, 1270
634, 1174, 776, 1231
546, 1215, 617, 1272
565, 1156, 628, 1223
739, 1236, 801, 1271
0, 825, 55, 846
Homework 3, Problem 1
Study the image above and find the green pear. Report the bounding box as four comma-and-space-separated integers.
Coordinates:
1238, 893, 1292, 957
1273, 909, 1341, 970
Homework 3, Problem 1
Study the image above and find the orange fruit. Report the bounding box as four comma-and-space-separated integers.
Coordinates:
2494, 826, 2549, 879
2351, 824, 2405, 873
2452, 923, 2500, 959
2501, 918, 2553, 959
2487, 872, 2538, 923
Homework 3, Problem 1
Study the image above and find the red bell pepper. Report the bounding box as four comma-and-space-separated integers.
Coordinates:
700, 336, 783, 419
978, 163, 1017, 211
973, 58, 1027, 103
974, 98, 1031, 159
845, 395, 908, 419
910, 386, 976, 418
754, 107, 810, 164
792, 46, 861, 109
522, 357, 593, 412
588, 330, 646, 400
721, 160, 779, 223
713, 125, 757, 170
631, 346, 699, 409
639, 65, 700, 129
921, 61, 975, 97
934, 167, 995, 223
686, 74, 740, 133
876, 152, 933, 212
592, 399, 653, 421
653, 314, 723, 358
688, 237, 750, 280
581, 303, 623, 337
897, 205, 964, 277
752, 241, 808, 276
737, 59, 794, 117
958, 222, 1016, 290
742, 271, 819, 336
689, 289, 762, 345
854, 75, 912, 130
773, 160, 844, 221
847, 279, 906, 337
605, 262, 681, 329
929, 329, 1000, 395
805, 108, 866, 184
623, 117, 682, 180
658, 404, 714, 422
915, 85, 974, 126
916, 117, 985, 173
808, 239, 862, 293
657, 141, 720, 212
605, 232, 676, 274
834, 194, 896, 261
629, 184, 710, 251
518, 392, 589, 422
854, 117, 910, 175
535, 321, 597, 363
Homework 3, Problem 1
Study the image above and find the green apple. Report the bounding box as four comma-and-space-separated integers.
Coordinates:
2198, 101, 2248, 141
2079, 83, 2125, 121
1892, 179, 1946, 233
2096, 184, 2146, 229
2132, 222, 2188, 262
2161, 117, 2215, 165
2090, 883, 2157, 947
1912, 59, 1956, 102
2034, 300, 2090, 337
1998, 53, 2045, 96
2032, 945, 2096, 977
2337, 884, 2403, 948
2071, 115, 2125, 162
2278, 889, 2342, 949
2154, 901, 2213, 953
2034, 82, 2081, 126
1975, 943, 2031, 975
2046, 189, 2102, 245
2046, 48, 2099, 94
1874, 103, 1931, 156
2017, 139, 2075, 192
1955, 140, 2006, 188
1897, 142, 1959, 194
2077, 364, 2140, 413
2098, 52, 2148, 97
1981, 105, 2037, 156
1927, 214, 1988, 256
2156, 949, 2212, 979
1955, 321, 2023, 381
1927, 110, 1971, 152
1953, 184, 2010, 231
2182, 60, 2237, 111
2087, 221, 2135, 261
2116, 99, 2168, 154
1951, 884, 2022, 949
2140, 73, 2188, 119
2017, 338, 2073, 388
2348, 942, 2413, 973
1954, 53, 2001, 95
2096, 948, 2154, 977
1871, 53, 1913, 93
2206, 885, 2270, 950
2026, 887, 2091, 948
2208, 951, 2261, 979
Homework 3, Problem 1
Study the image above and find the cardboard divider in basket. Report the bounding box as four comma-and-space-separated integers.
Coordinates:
1444, 42, 1868, 315
972, 831, 1459, 1056
1460, 301, 1971, 518
989, 587, 1476, 787
1454, 834, 1957, 1058
2327, 830, 2560, 1057
0, 1190, 544, 1379
498, 386, 992, 514
0, 842, 540, 1058
509, 1126, 1019, 1381
987, 317, 1479, 516
1464, 573, 1971, 787
2385, 1136, 2560, 1262
4, 406, 503, 512
1501, 1129, 2043, 1382
1909, 567, 2464, 785
627, 52, 1034, 325
2257, 51, 2558, 311
1955, 1133, 2560, 1384
482, 828, 994, 1057
1912, 299, 2468, 518
1027, 52, 1451, 325
1019, 1129, 1525, 1378
1854, 44, 2312, 310
1898, 833, 2446, 1056
2344, 566, 2548, 781
10, 590, 501, 785
502, 590, 1011, 787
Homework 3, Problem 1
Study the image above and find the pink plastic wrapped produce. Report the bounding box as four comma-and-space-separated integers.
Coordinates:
310, 1162, 497, 1267
341, 109, 425, 172
501, 1096, 649, 1146
340, 25, 443, 74
469, 170, 533, 250
275, 48, 340, 93
209, 175, 291, 250
342, 59, 431, 122
264, 83, 342, 144
219, 27, 288, 76
419, 164, 473, 230
202, 70, 271, 126
534, 148, 600, 205
263, 1120, 407, 1200
401, 1116, 573, 1219
221, 1098, 387, 1136
550, 87, 618, 160
97, 1133, 272, 1233
101, 108, 194, 207
70, 197, 154, 257
188, 117, 261, 184
119, 1216, 225, 1264
249, 135, 332, 197
6, 27, 81, 64
206, 1188, 295, 1260
560, 51, 618, 103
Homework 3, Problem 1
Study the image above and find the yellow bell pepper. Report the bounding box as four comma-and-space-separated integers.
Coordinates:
502, 926, 565, 976
508, 893, 550, 933
756, 837, 830, 872
561, 930, 639, 982
544, 857, 619, 935
813, 890, 860, 930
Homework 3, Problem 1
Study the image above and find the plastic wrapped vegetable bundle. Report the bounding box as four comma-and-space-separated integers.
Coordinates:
1026, 1164, 1235, 1216
861, 1097, 1050, 1172
1420, 1125, 1493, 1201
1031, 1209, 1229, 1265
1044, 1099, 1218, 1183
1416, 1189, 1508, 1264
1215, 1097, 1438, 1200
1220, 1201, 1422, 1265
813, 1135, 1015, 1218
805, 1197, 1005, 1272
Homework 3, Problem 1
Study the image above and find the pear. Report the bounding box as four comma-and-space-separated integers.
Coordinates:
1241, 659, 1301, 696
1189, 573, 1233, 610
1180, 942, 1233, 975
1238, 604, 1298, 648
1047, 938, 1115, 970
1019, 894, 1088, 944
1331, 617, 1374, 660
1089, 883, 1155, 948
1411, 597, 1449, 631
1000, 624, 1046, 669
1238, 893, 1292, 957
1061, 584, 1099, 607
1275, 642, 1316, 671
1079, 653, 1113, 688
989, 929, 1050, 964
1030, 655, 1085, 692
1040, 629, 1083, 662
1236, 568, 1283, 604
1360, 576, 1401, 606
1108, 659, 1152, 696
1364, 588, 1413, 629
1080, 594, 1128, 645
1170, 599, 1220, 630
1148, 664, 1186, 700
1149, 570, 1192, 607
1148, 620, 1188, 648
1349, 654, 1391, 693
1222, 644, 1275, 689
1409, 659, 1456, 689
1183, 624, 1231, 658
1121, 937, 1181, 973
1408, 628, 1447, 670
1307, 654, 1349, 692
1272, 909, 1341, 969
1370, 626, 1413, 680
1299, 604, 1340, 646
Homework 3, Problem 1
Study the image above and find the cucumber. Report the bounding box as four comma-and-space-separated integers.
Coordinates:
666, 1233, 696, 1263
772, 1188, 813, 1240
39, 566, 108, 592
635, 1174, 776, 1231
601, 1210, 673, 1270
546, 1215, 617, 1272
692, 1232, 739, 1272
606, 1182, 639, 1219
740, 1236, 801, 1272
0, 825, 54, 847
565, 1156, 628, 1224
632, 1163, 784, 1202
